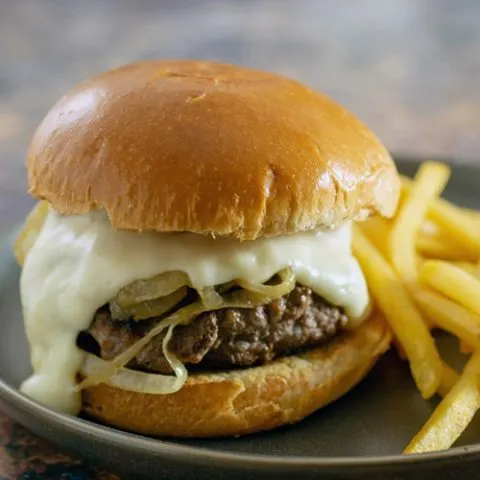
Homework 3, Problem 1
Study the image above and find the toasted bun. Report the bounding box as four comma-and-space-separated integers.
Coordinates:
82, 311, 390, 438
27, 60, 399, 240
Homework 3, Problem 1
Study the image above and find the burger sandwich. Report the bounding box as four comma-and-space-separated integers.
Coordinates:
15, 60, 400, 437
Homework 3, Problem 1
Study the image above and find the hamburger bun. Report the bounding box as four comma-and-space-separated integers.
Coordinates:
82, 311, 390, 437
27, 60, 399, 240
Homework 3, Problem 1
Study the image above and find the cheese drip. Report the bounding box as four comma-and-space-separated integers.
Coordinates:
20, 209, 369, 414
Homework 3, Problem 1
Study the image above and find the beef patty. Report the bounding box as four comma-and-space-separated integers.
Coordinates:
85, 285, 348, 374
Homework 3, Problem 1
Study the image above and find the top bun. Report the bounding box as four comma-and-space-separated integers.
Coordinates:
27, 60, 400, 240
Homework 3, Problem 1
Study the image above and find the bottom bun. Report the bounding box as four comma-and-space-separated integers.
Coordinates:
82, 311, 391, 438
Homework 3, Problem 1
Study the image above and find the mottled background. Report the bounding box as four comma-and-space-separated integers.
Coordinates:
1, 0, 479, 478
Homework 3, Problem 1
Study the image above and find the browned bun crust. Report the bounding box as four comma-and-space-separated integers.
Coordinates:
82, 311, 390, 438
27, 60, 399, 240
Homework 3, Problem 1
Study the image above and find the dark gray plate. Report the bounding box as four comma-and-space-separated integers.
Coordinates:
1, 158, 480, 480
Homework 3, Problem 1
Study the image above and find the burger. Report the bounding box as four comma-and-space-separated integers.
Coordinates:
14, 60, 400, 438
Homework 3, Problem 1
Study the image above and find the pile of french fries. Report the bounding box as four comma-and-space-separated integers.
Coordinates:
353, 161, 480, 454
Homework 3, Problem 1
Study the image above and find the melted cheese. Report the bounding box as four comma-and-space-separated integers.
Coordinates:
19, 209, 369, 414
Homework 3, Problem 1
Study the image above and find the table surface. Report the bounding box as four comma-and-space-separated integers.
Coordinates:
1, 0, 480, 478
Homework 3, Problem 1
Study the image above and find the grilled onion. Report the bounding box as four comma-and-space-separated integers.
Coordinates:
79, 324, 187, 395
237, 268, 295, 298
110, 286, 188, 321
198, 286, 223, 309
114, 271, 190, 308
77, 302, 204, 390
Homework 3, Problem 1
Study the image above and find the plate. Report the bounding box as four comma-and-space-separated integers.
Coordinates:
1, 158, 480, 479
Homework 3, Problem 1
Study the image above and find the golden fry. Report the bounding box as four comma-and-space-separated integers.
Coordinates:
414, 288, 480, 348
416, 220, 475, 261
420, 261, 480, 315
462, 208, 480, 223
404, 351, 480, 453
357, 216, 391, 259
393, 338, 407, 361
451, 261, 480, 277
430, 199, 480, 256
402, 176, 480, 255
416, 236, 476, 262
437, 362, 460, 398
388, 166, 480, 451
420, 219, 443, 237
390, 163, 450, 284
352, 228, 442, 399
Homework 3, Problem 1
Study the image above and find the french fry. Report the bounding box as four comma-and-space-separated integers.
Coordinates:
420, 261, 480, 315
416, 236, 476, 262
420, 219, 443, 237
379, 165, 480, 451
357, 216, 391, 259
404, 351, 480, 453
393, 338, 407, 361
402, 176, 480, 255
430, 199, 480, 256
416, 219, 476, 261
390, 163, 450, 284
462, 207, 480, 223
413, 288, 480, 349
438, 362, 460, 398
352, 228, 442, 399
451, 261, 480, 277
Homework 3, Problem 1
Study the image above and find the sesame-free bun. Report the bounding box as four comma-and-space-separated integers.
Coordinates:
82, 312, 390, 438
27, 60, 399, 240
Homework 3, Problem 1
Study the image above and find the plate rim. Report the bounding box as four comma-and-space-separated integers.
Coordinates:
2, 379, 480, 469
2, 156, 480, 471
